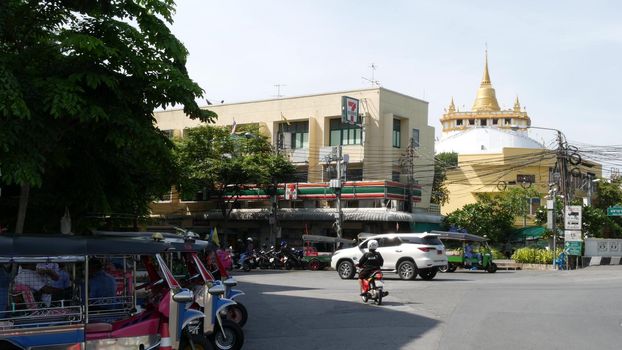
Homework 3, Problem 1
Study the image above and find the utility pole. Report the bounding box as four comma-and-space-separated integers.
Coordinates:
328, 146, 344, 239
400, 137, 416, 213
553, 130, 571, 264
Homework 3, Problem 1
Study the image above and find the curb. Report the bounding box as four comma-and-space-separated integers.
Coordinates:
582, 256, 622, 266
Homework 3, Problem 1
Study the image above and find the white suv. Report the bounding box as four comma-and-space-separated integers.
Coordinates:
330, 233, 447, 280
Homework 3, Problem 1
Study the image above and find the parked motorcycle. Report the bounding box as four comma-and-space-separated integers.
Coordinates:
281, 247, 304, 270
240, 251, 259, 272
359, 269, 388, 305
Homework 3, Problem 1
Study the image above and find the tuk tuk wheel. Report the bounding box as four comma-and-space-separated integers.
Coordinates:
487, 262, 498, 273
337, 260, 356, 279
439, 265, 449, 273
224, 302, 248, 328
210, 319, 245, 350
308, 259, 321, 271
180, 333, 214, 350
447, 265, 457, 272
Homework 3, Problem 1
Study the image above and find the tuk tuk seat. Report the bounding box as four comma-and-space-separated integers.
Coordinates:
86, 322, 113, 333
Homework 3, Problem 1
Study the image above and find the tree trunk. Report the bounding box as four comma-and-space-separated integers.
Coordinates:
15, 183, 30, 234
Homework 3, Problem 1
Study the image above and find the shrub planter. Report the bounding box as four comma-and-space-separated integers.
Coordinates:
519, 263, 554, 271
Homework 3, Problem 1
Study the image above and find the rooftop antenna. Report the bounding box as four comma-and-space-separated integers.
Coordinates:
362, 63, 380, 87
273, 84, 287, 98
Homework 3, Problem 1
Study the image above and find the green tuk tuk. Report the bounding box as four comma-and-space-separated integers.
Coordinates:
435, 231, 498, 273
301, 235, 355, 271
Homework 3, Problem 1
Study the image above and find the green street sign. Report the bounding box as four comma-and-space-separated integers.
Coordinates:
565, 241, 582, 256
607, 206, 622, 216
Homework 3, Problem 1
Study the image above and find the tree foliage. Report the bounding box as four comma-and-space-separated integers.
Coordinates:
0, 0, 214, 232
175, 125, 296, 218
444, 186, 541, 243
431, 152, 457, 205
534, 178, 622, 238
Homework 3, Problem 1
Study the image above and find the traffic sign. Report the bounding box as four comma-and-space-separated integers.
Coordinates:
564, 205, 582, 230
565, 241, 582, 256
607, 206, 622, 216
564, 230, 582, 242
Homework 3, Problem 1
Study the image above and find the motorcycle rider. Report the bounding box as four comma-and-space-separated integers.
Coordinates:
357, 239, 383, 296
238, 237, 255, 269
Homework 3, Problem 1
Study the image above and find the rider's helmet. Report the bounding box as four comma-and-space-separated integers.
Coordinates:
246, 237, 253, 242
280, 240, 287, 248
368, 239, 379, 251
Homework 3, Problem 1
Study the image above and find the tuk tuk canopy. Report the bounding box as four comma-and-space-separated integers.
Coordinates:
0, 234, 174, 257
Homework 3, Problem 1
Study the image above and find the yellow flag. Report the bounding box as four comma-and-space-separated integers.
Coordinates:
281, 112, 291, 126
211, 227, 221, 247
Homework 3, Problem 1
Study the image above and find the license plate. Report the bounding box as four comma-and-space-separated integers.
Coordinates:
437, 250, 443, 255
375, 281, 384, 288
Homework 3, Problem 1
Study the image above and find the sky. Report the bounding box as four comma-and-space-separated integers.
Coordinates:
168, 0, 621, 146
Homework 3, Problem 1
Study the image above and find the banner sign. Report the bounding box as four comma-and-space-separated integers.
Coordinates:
341, 96, 359, 125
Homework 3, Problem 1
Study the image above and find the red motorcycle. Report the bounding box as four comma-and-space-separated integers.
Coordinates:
359, 269, 388, 305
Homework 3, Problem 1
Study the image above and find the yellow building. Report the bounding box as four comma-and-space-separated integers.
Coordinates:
153, 87, 441, 244
437, 54, 601, 220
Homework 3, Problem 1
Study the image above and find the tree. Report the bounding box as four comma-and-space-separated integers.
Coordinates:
0, 0, 215, 233
442, 201, 514, 243
175, 125, 295, 219
534, 178, 622, 238
443, 187, 540, 243
431, 152, 457, 205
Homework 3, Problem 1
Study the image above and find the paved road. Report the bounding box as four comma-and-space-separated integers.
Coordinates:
231, 266, 622, 350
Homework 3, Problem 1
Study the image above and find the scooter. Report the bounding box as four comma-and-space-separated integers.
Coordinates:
359, 269, 388, 305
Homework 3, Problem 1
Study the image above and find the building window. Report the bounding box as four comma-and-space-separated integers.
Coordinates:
529, 198, 541, 215
411, 128, 420, 148
162, 129, 175, 139
278, 121, 309, 149
155, 190, 173, 202
492, 118, 498, 125
468, 119, 475, 125
329, 119, 362, 146
456, 119, 463, 126
480, 119, 487, 126
392, 171, 400, 182
392, 118, 401, 148
504, 118, 511, 125
348, 168, 363, 181
180, 187, 207, 202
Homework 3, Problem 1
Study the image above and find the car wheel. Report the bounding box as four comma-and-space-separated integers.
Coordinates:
419, 268, 437, 280
487, 262, 498, 273
337, 260, 356, 279
397, 260, 416, 280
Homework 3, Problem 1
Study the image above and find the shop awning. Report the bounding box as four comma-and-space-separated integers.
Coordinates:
512, 226, 547, 241
198, 208, 416, 222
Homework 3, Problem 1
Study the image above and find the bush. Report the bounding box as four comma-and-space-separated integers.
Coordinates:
511, 247, 562, 264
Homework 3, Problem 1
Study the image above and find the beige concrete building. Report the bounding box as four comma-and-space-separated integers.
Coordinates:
153, 87, 440, 244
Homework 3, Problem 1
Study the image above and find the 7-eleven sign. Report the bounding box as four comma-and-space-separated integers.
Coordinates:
341, 96, 359, 125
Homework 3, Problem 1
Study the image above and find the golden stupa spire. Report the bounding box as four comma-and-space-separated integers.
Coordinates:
513, 96, 521, 111
448, 97, 456, 112
472, 49, 500, 112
